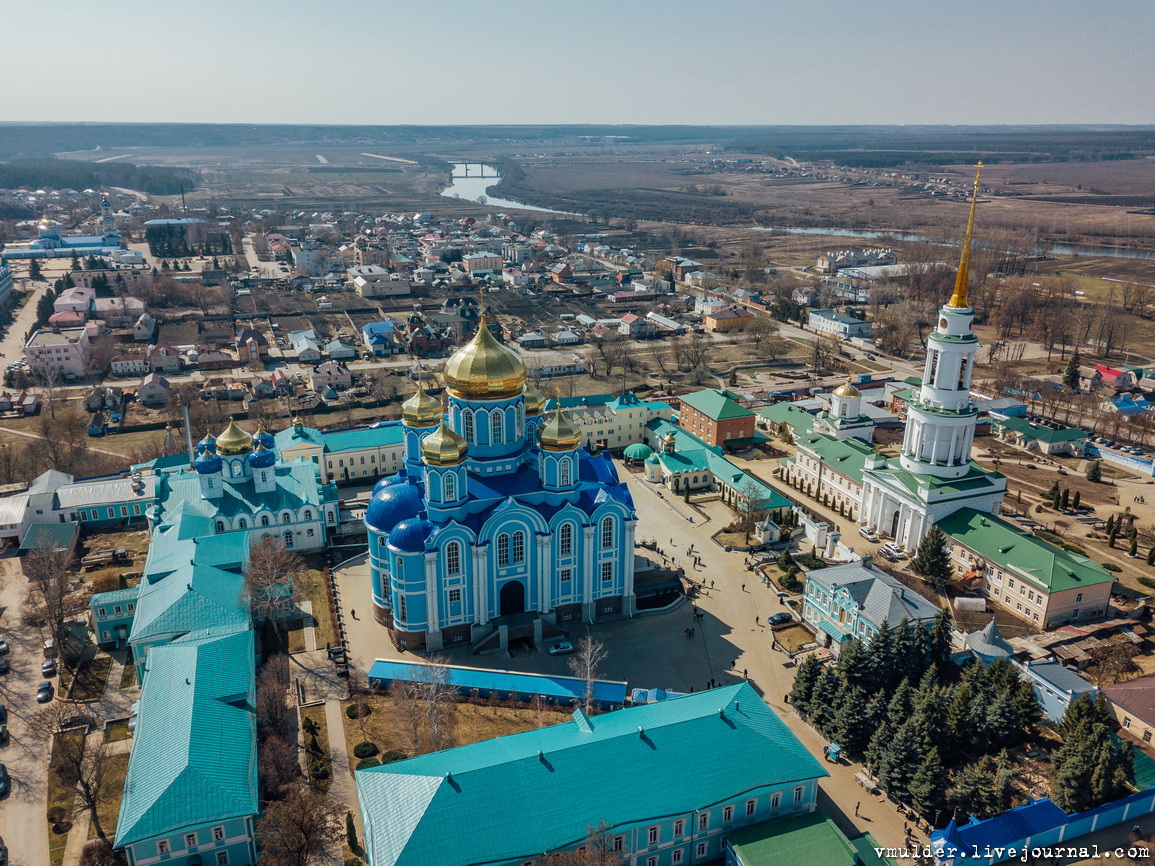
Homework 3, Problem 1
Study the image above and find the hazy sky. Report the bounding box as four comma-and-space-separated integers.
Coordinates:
4, 0, 1154, 125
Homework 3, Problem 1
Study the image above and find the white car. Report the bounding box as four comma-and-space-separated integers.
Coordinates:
858, 527, 879, 542
548, 641, 574, 656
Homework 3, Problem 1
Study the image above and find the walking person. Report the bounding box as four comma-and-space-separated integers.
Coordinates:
854, 802, 860, 817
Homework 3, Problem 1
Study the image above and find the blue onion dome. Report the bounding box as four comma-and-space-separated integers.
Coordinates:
249, 442, 276, 469
365, 479, 423, 534
371, 469, 408, 496
388, 512, 436, 553
194, 450, 223, 474
252, 422, 275, 451
197, 433, 217, 455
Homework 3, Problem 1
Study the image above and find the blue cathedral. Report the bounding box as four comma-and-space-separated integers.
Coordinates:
365, 312, 639, 651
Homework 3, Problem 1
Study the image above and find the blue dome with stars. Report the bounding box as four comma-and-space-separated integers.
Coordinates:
249, 443, 276, 469
388, 513, 436, 553
194, 450, 222, 474
365, 479, 422, 534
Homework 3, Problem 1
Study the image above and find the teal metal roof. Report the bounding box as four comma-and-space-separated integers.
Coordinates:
357, 683, 826, 866
318, 423, 406, 453
129, 562, 249, 644
158, 461, 323, 523
90, 587, 139, 608
274, 423, 324, 450
115, 630, 257, 847
18, 521, 78, 554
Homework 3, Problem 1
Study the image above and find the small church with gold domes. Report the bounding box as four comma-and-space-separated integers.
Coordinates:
364, 311, 639, 651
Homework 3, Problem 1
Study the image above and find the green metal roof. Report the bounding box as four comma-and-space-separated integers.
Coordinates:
937, 508, 1114, 594
866, 462, 1004, 500
679, 388, 753, 422
90, 587, 139, 607
317, 423, 406, 453
274, 423, 324, 451
18, 521, 78, 554
623, 443, 653, 460
756, 403, 816, 437
357, 683, 826, 866
993, 417, 1087, 444
115, 630, 257, 847
794, 433, 877, 484
728, 812, 858, 866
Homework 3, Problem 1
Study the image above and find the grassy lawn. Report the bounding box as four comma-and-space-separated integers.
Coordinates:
287, 626, 307, 654
47, 730, 85, 866
68, 655, 112, 702
103, 720, 131, 743
298, 567, 336, 647
87, 752, 129, 840
773, 623, 817, 654
300, 704, 332, 793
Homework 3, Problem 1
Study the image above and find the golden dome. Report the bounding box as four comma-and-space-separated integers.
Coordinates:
216, 419, 253, 455
421, 419, 467, 466
832, 380, 861, 398
523, 382, 547, 416
402, 382, 442, 426
538, 404, 581, 452
444, 312, 526, 401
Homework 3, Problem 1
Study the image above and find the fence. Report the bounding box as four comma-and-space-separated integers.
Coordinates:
932, 787, 1155, 865
1085, 443, 1155, 477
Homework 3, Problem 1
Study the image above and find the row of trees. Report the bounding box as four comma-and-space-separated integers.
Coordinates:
790, 615, 1045, 824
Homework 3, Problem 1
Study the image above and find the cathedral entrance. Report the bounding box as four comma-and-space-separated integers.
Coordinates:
499, 580, 526, 616
890, 511, 900, 539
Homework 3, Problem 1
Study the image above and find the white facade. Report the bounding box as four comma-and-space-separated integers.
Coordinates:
808, 309, 872, 339
25, 327, 91, 378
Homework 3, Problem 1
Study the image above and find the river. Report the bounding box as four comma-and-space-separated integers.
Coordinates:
441, 163, 577, 215
751, 225, 1155, 261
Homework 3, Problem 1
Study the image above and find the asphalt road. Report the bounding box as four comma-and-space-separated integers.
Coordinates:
0, 280, 48, 367
0, 554, 52, 866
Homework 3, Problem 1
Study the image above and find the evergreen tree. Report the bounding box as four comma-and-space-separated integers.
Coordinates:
1072, 490, 1081, 509
992, 752, 1015, 814
62, 271, 74, 289
778, 550, 793, 570
1012, 680, 1043, 734
986, 690, 1021, 748
1087, 460, 1102, 483
835, 640, 870, 691
790, 655, 822, 714
28, 258, 42, 280
1105, 514, 1116, 535
1060, 488, 1070, 510
865, 720, 893, 775
1051, 734, 1098, 812
808, 668, 843, 734
950, 759, 998, 821
876, 720, 921, 805
911, 526, 951, 584
946, 682, 980, 759
1062, 352, 1082, 390
865, 623, 896, 692
911, 682, 950, 754
1147, 546, 1155, 567
929, 608, 955, 677
1108, 524, 1119, 548
887, 679, 916, 722
830, 685, 872, 754
1046, 480, 1061, 501
1130, 537, 1139, 557
909, 746, 949, 820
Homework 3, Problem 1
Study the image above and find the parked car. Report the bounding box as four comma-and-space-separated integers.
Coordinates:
0, 704, 7, 724
0, 834, 8, 865
769, 612, 793, 627
0, 722, 7, 745
41, 659, 57, 678
36, 681, 53, 703
858, 527, 879, 542
0, 764, 8, 797
0, 659, 9, 675
59, 714, 94, 733
0, 637, 8, 654
548, 641, 574, 656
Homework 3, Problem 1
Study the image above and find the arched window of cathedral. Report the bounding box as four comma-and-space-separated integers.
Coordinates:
282, 512, 292, 524
261, 471, 269, 484
512, 530, 525, 564
497, 533, 510, 567
215, 520, 225, 533
233, 461, 244, 477
261, 514, 270, 527
491, 410, 504, 445
427, 472, 440, 501
303, 509, 313, 521
444, 472, 456, 502
446, 541, 462, 576
237, 517, 248, 530
560, 459, 571, 487
463, 410, 475, 444
601, 516, 614, 549
284, 531, 294, 549
559, 523, 574, 556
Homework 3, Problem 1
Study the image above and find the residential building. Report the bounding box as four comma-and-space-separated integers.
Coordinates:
1016, 659, 1097, 722
808, 309, 872, 340
326, 339, 356, 361
362, 321, 399, 356
349, 265, 411, 298
815, 248, 896, 274
704, 305, 754, 333
363, 316, 640, 650
463, 251, 502, 273
356, 683, 827, 866
1103, 674, 1155, 746
90, 587, 138, 649
618, 312, 657, 338
802, 558, 941, 656
137, 374, 171, 406
110, 352, 150, 378
288, 329, 322, 363
147, 343, 182, 374
756, 401, 818, 444
545, 391, 673, 451
235, 327, 268, 364
938, 508, 1114, 628
677, 388, 756, 448
858, 173, 1006, 550
133, 313, 157, 342
275, 419, 406, 484
309, 360, 353, 393
24, 327, 91, 377
991, 417, 1087, 456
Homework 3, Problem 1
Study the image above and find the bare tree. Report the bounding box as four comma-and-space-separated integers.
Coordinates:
23, 545, 84, 665
259, 734, 301, 802
33, 365, 65, 419
540, 822, 618, 866
27, 704, 120, 846
567, 636, 608, 715
244, 536, 305, 623
391, 659, 459, 755
256, 784, 344, 866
